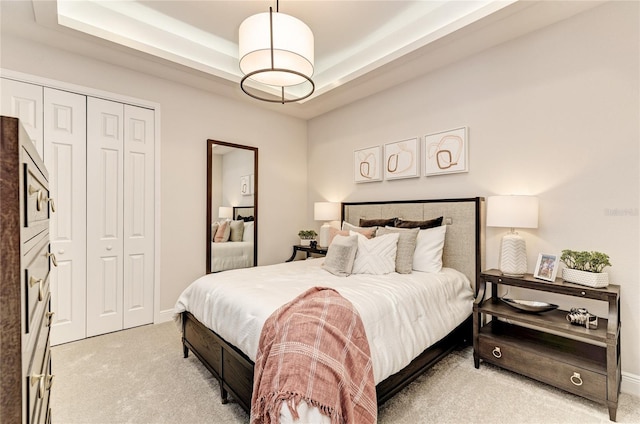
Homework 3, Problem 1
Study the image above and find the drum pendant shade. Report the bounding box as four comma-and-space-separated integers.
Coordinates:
239, 6, 314, 103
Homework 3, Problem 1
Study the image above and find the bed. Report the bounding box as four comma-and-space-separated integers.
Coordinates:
210, 206, 255, 273
177, 197, 485, 417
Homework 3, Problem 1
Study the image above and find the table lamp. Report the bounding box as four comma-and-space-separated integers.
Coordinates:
218, 206, 233, 220
487, 195, 538, 277
314, 202, 341, 248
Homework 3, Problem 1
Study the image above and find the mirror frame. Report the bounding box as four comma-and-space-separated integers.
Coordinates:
206, 139, 258, 273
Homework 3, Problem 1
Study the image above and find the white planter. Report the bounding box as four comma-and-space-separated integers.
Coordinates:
300, 239, 311, 246
562, 268, 609, 288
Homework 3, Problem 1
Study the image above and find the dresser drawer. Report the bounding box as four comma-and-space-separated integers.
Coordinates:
36, 352, 53, 424
23, 160, 50, 241
25, 236, 51, 335
478, 334, 606, 401
26, 338, 51, 424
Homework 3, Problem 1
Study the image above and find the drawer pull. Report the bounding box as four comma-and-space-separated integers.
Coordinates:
570, 372, 583, 386
30, 373, 45, 399
29, 276, 44, 301
28, 185, 45, 211
46, 311, 55, 326
46, 252, 58, 267
47, 197, 56, 213
46, 374, 55, 390
492, 347, 502, 359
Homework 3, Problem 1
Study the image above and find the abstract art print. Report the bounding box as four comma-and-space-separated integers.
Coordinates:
354, 146, 382, 182
383, 138, 419, 180
425, 127, 468, 176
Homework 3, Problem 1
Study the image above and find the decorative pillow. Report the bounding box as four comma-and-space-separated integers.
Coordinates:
351, 232, 399, 275
341, 222, 376, 238
211, 222, 219, 242
214, 220, 231, 242
376, 227, 419, 274
242, 221, 254, 242
322, 234, 358, 277
229, 220, 245, 242
359, 217, 397, 228
412, 225, 447, 273
395, 216, 443, 229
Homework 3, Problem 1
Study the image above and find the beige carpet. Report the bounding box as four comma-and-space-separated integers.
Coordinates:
51, 321, 640, 424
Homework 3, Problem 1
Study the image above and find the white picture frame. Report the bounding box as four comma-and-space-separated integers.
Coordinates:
425, 127, 468, 176
383, 137, 419, 180
354, 146, 382, 183
534, 253, 559, 282
240, 174, 253, 195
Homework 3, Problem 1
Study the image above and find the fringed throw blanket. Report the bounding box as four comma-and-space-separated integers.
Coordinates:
250, 287, 377, 424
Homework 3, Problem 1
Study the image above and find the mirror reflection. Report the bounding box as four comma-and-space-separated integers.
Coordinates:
207, 139, 258, 273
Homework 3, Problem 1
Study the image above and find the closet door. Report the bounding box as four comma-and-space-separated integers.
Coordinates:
0, 78, 44, 158
86, 98, 124, 337
44, 88, 88, 346
123, 105, 154, 328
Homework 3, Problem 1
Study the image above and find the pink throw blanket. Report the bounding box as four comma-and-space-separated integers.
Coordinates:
250, 287, 377, 424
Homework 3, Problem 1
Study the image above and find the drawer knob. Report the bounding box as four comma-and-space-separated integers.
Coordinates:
46, 252, 58, 267
492, 347, 502, 359
30, 373, 45, 399
570, 372, 583, 386
29, 276, 44, 301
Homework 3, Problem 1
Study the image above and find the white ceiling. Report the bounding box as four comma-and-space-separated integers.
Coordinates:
2, 1, 604, 119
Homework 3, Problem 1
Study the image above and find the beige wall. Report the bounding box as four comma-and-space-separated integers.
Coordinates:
1, 36, 309, 315
307, 1, 639, 380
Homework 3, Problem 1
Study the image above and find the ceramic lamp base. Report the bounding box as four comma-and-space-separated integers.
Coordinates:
499, 232, 527, 277
318, 223, 331, 248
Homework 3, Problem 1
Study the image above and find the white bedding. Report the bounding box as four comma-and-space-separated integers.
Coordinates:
210, 241, 254, 272
175, 257, 473, 384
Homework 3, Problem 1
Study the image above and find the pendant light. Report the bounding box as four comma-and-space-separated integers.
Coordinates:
239, 0, 314, 104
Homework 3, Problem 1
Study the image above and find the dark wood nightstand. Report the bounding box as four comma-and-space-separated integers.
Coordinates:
473, 269, 621, 421
286, 245, 328, 262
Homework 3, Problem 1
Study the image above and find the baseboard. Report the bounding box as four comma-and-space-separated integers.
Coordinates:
155, 308, 175, 324
622, 371, 640, 397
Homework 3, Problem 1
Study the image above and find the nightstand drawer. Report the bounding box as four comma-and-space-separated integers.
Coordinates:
478, 334, 606, 401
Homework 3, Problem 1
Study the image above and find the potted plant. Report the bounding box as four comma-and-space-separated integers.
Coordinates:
560, 249, 612, 288
298, 230, 317, 246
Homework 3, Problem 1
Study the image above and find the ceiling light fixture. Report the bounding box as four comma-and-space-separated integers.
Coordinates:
238, 0, 314, 104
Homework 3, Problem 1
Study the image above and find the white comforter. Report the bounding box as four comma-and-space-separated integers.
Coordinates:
175, 258, 473, 384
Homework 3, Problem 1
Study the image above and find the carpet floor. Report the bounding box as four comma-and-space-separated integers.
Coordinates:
51, 321, 640, 423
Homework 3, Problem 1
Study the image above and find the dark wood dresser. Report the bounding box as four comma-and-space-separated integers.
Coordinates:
1, 116, 55, 424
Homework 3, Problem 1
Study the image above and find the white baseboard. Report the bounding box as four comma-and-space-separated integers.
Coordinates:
622, 371, 640, 397
155, 308, 175, 324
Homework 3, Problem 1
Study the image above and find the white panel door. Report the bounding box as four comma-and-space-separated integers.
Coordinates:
87, 98, 124, 337
0, 78, 44, 158
44, 88, 88, 346
123, 105, 155, 328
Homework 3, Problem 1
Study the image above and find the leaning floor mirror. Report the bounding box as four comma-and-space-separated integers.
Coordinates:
207, 139, 258, 273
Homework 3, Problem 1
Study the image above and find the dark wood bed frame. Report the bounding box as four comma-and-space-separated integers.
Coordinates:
182, 197, 485, 414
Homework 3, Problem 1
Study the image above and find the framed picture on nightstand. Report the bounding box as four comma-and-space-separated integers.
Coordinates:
534, 253, 559, 281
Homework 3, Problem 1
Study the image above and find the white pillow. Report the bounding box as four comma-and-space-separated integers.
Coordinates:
412, 225, 447, 273
242, 221, 254, 242
351, 231, 399, 275
322, 234, 358, 277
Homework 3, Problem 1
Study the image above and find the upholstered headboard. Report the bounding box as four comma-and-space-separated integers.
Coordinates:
342, 198, 485, 291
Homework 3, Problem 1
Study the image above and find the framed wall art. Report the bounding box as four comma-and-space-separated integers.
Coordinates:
354, 146, 382, 183
425, 127, 468, 176
384, 137, 419, 180
534, 253, 559, 282
240, 174, 254, 195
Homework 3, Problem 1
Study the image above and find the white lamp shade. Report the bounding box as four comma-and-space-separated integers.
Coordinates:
218, 206, 233, 219
239, 11, 314, 87
314, 202, 340, 221
486, 195, 538, 229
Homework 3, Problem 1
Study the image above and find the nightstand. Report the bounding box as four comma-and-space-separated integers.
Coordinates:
473, 269, 621, 421
286, 245, 328, 262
